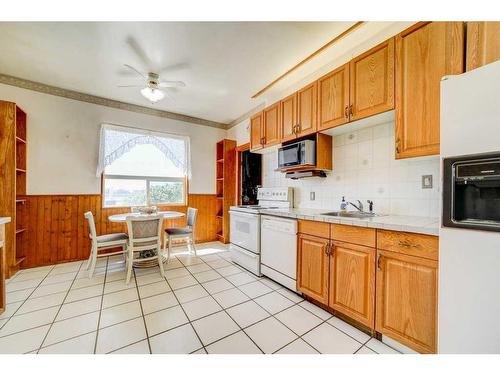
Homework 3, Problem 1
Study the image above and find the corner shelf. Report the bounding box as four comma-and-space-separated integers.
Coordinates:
215, 139, 236, 244
16, 136, 26, 144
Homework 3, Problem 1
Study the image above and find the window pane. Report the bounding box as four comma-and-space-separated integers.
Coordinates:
105, 144, 184, 178
104, 178, 147, 207
149, 180, 184, 204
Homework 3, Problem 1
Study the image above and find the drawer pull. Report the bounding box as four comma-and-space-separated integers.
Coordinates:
398, 240, 422, 249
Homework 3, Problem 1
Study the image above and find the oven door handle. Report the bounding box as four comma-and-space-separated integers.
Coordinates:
230, 211, 259, 219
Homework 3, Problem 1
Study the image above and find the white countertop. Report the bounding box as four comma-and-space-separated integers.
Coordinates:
259, 208, 439, 236
0, 217, 11, 225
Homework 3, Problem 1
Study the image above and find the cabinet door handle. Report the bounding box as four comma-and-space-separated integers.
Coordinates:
377, 254, 382, 271
344, 105, 349, 118
349, 104, 353, 116
330, 242, 335, 256
396, 138, 401, 154
324, 243, 330, 256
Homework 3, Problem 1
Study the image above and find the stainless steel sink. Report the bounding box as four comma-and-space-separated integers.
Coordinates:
321, 211, 379, 219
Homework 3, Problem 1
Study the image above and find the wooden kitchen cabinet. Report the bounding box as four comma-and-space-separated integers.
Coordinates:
317, 63, 350, 131
250, 112, 263, 151
350, 38, 395, 121
376, 249, 438, 353
297, 233, 330, 305
280, 92, 297, 142
329, 241, 375, 329
262, 102, 281, 147
466, 22, 500, 71
395, 22, 464, 159
296, 81, 318, 137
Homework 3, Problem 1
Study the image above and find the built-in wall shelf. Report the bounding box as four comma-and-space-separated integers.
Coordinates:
215, 139, 236, 244
0, 101, 28, 278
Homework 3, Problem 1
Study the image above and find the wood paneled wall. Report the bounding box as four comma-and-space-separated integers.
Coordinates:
17, 194, 218, 269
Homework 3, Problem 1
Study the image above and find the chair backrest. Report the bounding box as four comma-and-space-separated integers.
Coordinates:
126, 215, 163, 250
187, 207, 198, 234
84, 211, 97, 242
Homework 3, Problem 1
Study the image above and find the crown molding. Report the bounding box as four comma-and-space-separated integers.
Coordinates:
0, 73, 228, 130
227, 103, 266, 129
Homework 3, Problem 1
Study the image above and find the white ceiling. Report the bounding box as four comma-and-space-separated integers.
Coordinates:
0, 22, 358, 124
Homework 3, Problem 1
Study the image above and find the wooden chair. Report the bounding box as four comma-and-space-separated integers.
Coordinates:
84, 211, 128, 278
125, 215, 165, 284
163, 207, 198, 261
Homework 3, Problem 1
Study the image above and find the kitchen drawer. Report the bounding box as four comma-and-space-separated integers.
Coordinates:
377, 230, 438, 261
331, 224, 376, 247
298, 220, 330, 239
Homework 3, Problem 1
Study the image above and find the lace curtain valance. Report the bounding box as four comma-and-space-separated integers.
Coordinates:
96, 123, 191, 177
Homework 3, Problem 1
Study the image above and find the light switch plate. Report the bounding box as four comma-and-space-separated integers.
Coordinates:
422, 175, 433, 189
310, 191, 315, 201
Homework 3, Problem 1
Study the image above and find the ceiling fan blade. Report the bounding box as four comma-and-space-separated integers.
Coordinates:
123, 64, 145, 79
117, 84, 144, 88
159, 81, 186, 88
126, 36, 152, 69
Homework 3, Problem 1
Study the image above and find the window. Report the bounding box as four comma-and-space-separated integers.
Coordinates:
97, 124, 190, 208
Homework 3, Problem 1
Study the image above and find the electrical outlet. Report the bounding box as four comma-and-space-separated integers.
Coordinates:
422, 175, 433, 189
310, 191, 315, 201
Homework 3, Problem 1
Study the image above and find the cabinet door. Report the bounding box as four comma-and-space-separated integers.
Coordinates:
262, 102, 281, 147
297, 234, 329, 305
250, 112, 263, 151
296, 82, 318, 137
395, 22, 464, 159
317, 64, 350, 131
350, 38, 394, 121
466, 22, 500, 71
329, 241, 375, 329
376, 250, 438, 353
280, 93, 297, 142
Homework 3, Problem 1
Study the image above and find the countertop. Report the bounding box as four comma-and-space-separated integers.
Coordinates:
0, 217, 11, 225
259, 208, 439, 236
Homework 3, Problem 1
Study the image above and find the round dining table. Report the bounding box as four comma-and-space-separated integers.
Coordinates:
108, 211, 185, 268
108, 210, 185, 222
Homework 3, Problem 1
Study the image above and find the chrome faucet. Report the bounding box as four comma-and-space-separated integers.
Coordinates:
347, 199, 374, 213
347, 200, 364, 212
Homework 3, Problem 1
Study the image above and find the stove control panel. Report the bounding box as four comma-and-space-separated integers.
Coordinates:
257, 187, 293, 202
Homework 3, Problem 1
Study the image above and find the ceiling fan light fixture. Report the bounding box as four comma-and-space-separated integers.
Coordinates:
140, 87, 165, 103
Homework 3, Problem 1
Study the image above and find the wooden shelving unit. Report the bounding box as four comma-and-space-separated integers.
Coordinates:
215, 139, 236, 244
0, 101, 28, 278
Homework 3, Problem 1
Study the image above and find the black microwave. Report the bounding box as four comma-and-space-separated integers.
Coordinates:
278, 140, 315, 169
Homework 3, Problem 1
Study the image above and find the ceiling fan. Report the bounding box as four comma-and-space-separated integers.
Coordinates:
118, 37, 187, 104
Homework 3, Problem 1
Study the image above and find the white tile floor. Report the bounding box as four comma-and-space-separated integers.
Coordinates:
0, 242, 402, 354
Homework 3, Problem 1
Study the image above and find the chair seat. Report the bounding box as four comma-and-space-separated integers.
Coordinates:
165, 227, 193, 236
97, 233, 128, 244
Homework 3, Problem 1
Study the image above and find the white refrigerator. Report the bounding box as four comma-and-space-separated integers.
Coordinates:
439, 61, 500, 353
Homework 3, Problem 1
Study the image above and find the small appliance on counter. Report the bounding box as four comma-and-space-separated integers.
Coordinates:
229, 187, 293, 276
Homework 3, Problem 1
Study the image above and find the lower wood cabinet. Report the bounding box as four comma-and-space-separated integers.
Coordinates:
297, 233, 329, 305
329, 241, 375, 329
375, 249, 438, 353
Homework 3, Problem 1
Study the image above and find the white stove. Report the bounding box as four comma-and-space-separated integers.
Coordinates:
229, 187, 293, 275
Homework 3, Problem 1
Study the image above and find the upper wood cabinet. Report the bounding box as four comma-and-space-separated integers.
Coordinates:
329, 241, 375, 329
395, 22, 464, 159
280, 93, 297, 143
262, 102, 281, 147
376, 249, 438, 354
318, 63, 350, 131
250, 112, 263, 151
297, 233, 330, 305
350, 38, 395, 121
466, 22, 500, 71
296, 82, 318, 137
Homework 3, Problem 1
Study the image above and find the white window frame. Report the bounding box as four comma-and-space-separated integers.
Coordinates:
103, 174, 187, 208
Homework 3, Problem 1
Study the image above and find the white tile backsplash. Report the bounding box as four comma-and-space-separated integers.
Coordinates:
262, 121, 441, 217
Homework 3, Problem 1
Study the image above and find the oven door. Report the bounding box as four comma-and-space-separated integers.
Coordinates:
278, 143, 302, 168
229, 210, 260, 253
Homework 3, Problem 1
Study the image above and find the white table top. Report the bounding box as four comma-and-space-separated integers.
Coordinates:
0, 217, 11, 225
108, 211, 185, 223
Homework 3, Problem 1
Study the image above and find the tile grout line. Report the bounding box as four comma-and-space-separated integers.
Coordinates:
132, 267, 152, 354
36, 261, 86, 353
92, 257, 109, 354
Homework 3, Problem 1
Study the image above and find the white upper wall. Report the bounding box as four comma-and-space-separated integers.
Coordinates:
0, 83, 226, 195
